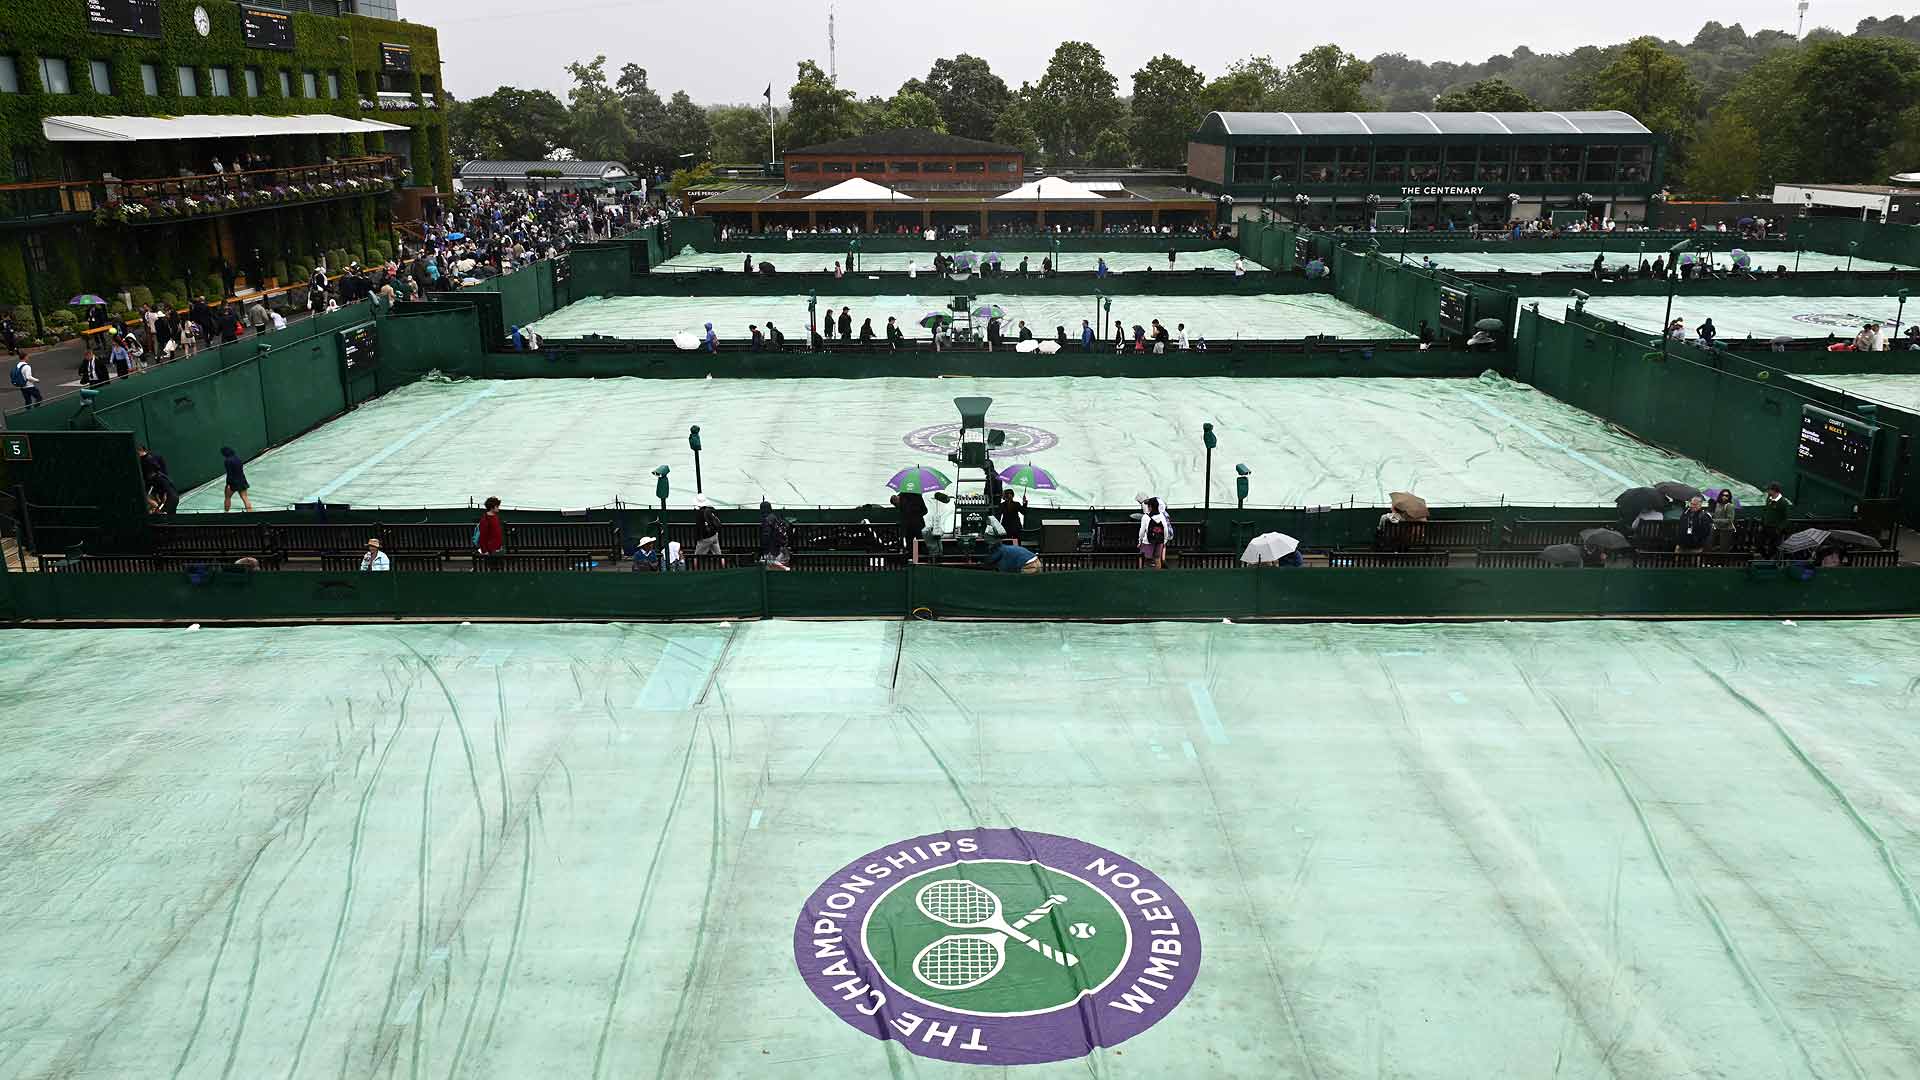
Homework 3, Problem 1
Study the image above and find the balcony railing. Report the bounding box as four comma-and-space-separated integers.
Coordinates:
93, 156, 402, 225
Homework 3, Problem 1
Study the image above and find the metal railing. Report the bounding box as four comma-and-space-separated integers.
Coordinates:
0, 156, 402, 227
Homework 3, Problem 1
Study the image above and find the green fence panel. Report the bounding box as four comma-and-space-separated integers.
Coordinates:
260, 335, 350, 447
136, 360, 271, 495
383, 307, 484, 379
0, 430, 149, 554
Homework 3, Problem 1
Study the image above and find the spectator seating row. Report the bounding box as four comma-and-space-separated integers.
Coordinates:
1472, 549, 1899, 569
150, 519, 909, 560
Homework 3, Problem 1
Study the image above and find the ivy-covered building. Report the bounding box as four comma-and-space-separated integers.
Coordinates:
0, 0, 448, 340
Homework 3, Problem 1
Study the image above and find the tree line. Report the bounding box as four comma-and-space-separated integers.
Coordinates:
448, 14, 1920, 195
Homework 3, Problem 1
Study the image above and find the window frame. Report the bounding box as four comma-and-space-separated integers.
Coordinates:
39, 57, 72, 95
244, 67, 261, 97
140, 62, 158, 95
176, 65, 198, 97
0, 57, 18, 94
89, 59, 111, 95
209, 66, 231, 97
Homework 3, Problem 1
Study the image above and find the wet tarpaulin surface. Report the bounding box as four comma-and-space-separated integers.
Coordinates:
1524, 293, 1913, 340
655, 248, 1263, 275
1805, 373, 1920, 413
177, 372, 1753, 511
2, 619, 1919, 1077
525, 292, 1407, 343
1435, 249, 1917, 274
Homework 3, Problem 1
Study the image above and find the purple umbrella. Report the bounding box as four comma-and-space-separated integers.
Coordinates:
997, 463, 1058, 491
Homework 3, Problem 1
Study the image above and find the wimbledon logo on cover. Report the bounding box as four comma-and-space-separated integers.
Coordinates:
793, 828, 1200, 1065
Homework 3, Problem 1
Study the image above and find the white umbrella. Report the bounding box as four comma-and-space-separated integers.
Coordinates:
672, 332, 701, 351
1037, 340, 1061, 354
1016, 339, 1040, 353
1241, 532, 1300, 564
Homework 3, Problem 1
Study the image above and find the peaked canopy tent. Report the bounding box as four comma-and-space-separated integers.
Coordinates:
802, 177, 918, 202
997, 177, 1105, 201
41, 114, 410, 141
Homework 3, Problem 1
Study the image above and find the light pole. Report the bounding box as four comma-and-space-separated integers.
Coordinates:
807, 288, 818, 348
1847, 240, 1858, 274
1235, 464, 1251, 510
1661, 239, 1692, 362
1202, 422, 1217, 513
1399, 198, 1413, 264
652, 465, 670, 515
688, 425, 703, 493
1895, 289, 1909, 343
848, 237, 859, 273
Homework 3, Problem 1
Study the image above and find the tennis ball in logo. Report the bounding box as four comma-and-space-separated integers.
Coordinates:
1068, 922, 1097, 939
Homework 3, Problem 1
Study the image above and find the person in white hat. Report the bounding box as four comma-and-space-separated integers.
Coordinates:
632, 534, 685, 572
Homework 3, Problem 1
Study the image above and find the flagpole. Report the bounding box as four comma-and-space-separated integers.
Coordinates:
765, 84, 775, 169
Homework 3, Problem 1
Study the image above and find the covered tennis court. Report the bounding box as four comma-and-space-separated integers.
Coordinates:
1523, 294, 1912, 340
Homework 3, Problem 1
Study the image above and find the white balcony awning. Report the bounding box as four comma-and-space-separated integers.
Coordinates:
41, 113, 411, 143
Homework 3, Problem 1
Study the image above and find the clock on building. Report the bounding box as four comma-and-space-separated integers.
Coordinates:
192, 5, 211, 35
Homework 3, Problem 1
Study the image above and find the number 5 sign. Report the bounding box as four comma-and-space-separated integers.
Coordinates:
1, 435, 28, 461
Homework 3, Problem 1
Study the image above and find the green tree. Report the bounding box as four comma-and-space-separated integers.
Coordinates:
1882, 103, 1920, 182
616, 64, 671, 165
1785, 36, 1920, 182
874, 89, 947, 133
667, 161, 718, 199
661, 90, 713, 161
1583, 37, 1700, 139
1198, 68, 1271, 114
1710, 49, 1803, 183
1275, 45, 1375, 111
564, 56, 635, 162
904, 55, 1011, 141
1432, 77, 1538, 112
1028, 42, 1125, 164
1685, 116, 1764, 194
1129, 54, 1205, 166
785, 60, 865, 149
710, 105, 770, 164
1090, 128, 1132, 167
991, 97, 1041, 156
448, 86, 568, 161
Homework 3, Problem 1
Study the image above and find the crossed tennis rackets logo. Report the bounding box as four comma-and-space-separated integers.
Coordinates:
911, 878, 1081, 992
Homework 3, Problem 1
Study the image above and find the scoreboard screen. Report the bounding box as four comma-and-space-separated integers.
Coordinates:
87, 0, 161, 39
241, 7, 294, 49
1293, 236, 1313, 268
1439, 286, 1471, 337
1797, 404, 1876, 494
380, 43, 412, 73
340, 324, 380, 373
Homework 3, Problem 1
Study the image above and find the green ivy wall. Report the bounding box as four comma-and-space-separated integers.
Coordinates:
0, 0, 447, 315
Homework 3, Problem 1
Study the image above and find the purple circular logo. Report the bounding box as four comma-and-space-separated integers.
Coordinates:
903, 422, 1058, 459
793, 828, 1200, 1065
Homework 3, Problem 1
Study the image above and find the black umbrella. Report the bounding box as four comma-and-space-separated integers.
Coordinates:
1579, 528, 1631, 551
1653, 481, 1701, 504
1540, 543, 1585, 567
1615, 486, 1668, 519
1824, 530, 1880, 550
1777, 528, 1827, 555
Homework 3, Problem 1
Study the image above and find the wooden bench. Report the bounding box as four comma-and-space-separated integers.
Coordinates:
1505, 520, 1609, 548
152, 522, 270, 556
790, 521, 902, 551
1092, 520, 1205, 551
1171, 551, 1242, 569
1475, 550, 1560, 568
503, 522, 620, 555
469, 552, 606, 572
383, 522, 477, 554
274, 522, 376, 557
1326, 551, 1450, 568
1630, 551, 1754, 569
789, 551, 906, 572
1377, 519, 1491, 551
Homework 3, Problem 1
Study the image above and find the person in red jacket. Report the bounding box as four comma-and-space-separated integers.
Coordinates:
475, 496, 505, 556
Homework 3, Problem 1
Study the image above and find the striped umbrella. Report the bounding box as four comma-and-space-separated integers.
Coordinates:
887, 465, 951, 494
997, 463, 1059, 491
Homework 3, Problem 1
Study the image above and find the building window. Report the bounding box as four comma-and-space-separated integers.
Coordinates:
302, 71, 317, 98
786, 161, 818, 173
956, 161, 986, 173
177, 66, 197, 96
39, 58, 72, 94
244, 67, 261, 96
822, 161, 852, 173
210, 67, 231, 97
0, 57, 17, 94
279, 70, 292, 96
888, 161, 918, 173
327, 72, 340, 98
140, 63, 158, 95
921, 161, 951, 173
89, 60, 111, 95
988, 161, 1015, 173
857, 160, 884, 173
1372, 145, 1405, 183
1268, 150, 1298, 183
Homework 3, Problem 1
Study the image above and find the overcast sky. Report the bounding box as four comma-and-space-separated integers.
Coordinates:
411, 0, 1899, 104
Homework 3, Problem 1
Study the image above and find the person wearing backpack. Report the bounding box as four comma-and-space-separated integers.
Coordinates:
693, 494, 725, 564
1138, 496, 1172, 570
9, 355, 39, 408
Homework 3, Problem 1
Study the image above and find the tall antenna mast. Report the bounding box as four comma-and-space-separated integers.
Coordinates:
1796, 1, 1809, 38
829, 1, 837, 83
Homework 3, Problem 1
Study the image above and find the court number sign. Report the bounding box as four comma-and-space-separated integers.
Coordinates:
1, 435, 28, 462
794, 829, 1200, 1065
